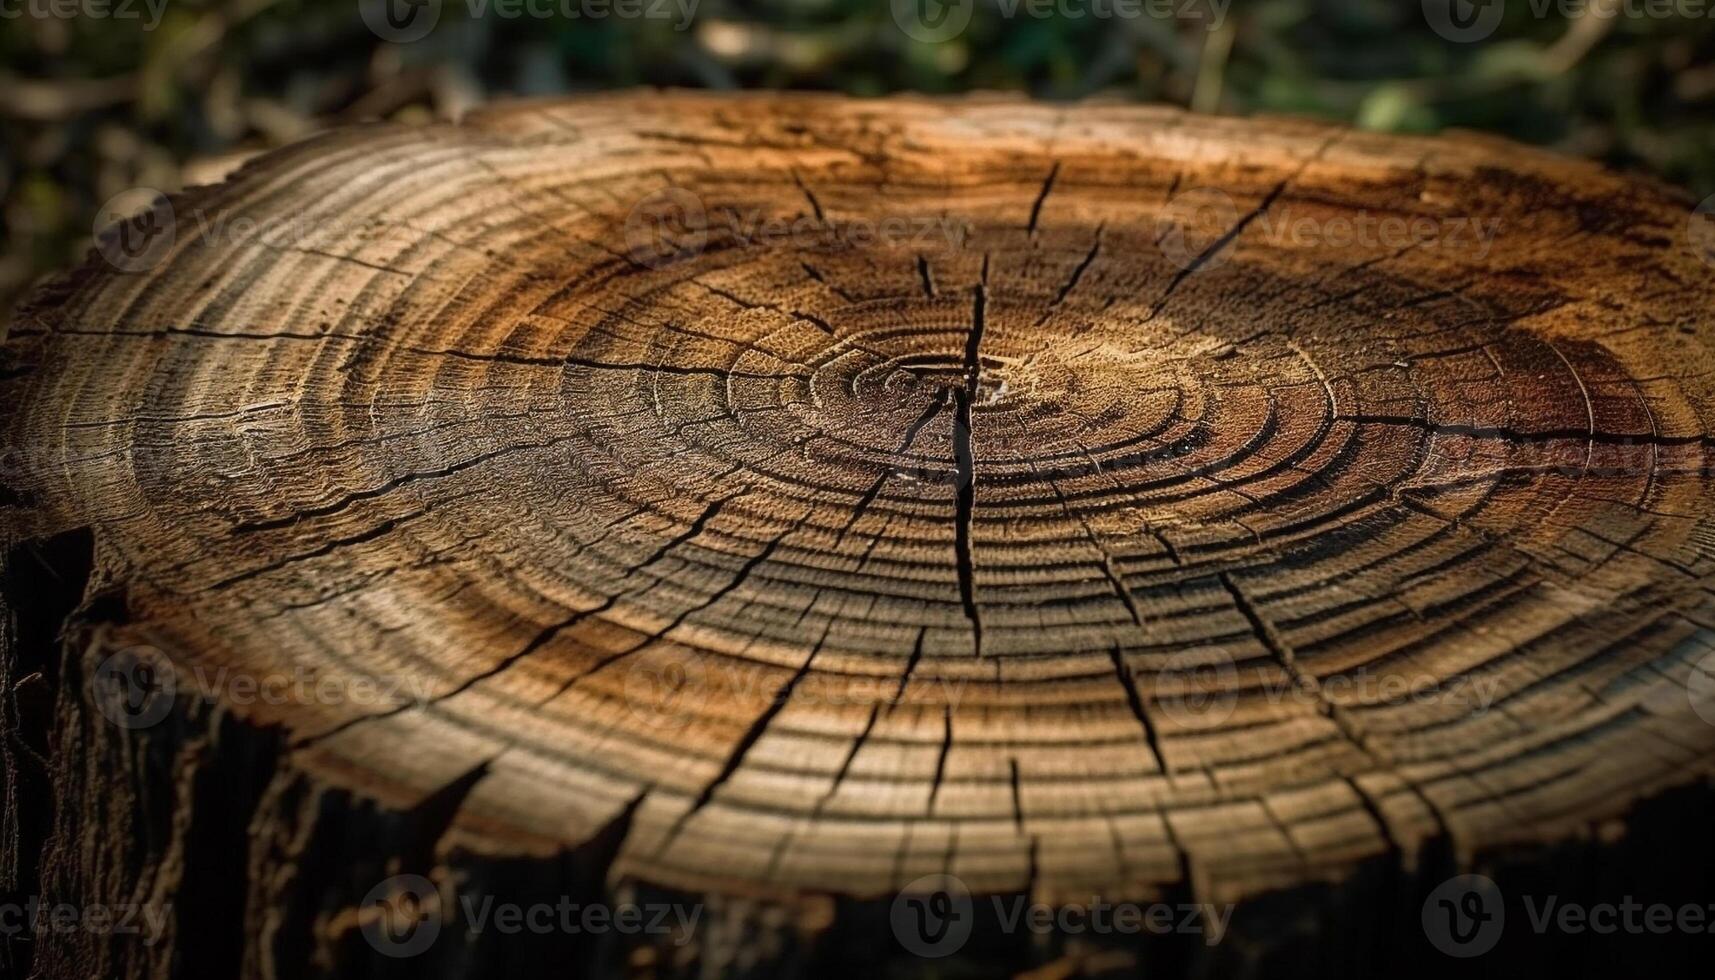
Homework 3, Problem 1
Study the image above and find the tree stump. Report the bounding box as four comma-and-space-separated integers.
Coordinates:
5, 93, 1715, 978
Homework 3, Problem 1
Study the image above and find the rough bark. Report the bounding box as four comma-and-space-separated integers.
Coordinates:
4, 92, 1715, 978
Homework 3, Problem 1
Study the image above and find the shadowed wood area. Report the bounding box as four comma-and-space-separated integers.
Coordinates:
5, 93, 1715, 977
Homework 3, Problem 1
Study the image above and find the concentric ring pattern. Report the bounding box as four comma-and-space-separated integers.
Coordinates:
7, 94, 1715, 901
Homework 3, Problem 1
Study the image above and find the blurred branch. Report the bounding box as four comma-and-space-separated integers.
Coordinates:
1191, 18, 1235, 113
0, 75, 137, 120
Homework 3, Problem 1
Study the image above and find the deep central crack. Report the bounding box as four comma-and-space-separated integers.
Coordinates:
952, 261, 988, 656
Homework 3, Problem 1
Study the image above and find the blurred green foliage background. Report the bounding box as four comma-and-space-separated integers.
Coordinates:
3, 0, 1713, 321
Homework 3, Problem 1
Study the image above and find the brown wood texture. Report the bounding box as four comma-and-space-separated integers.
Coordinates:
5, 92, 1715, 975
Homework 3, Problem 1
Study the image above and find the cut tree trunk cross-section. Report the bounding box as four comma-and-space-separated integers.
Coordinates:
4, 93, 1715, 978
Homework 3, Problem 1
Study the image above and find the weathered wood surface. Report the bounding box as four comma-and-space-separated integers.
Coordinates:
5, 93, 1715, 977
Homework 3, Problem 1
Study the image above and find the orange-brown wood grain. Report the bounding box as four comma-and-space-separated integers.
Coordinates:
5, 93, 1715, 976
